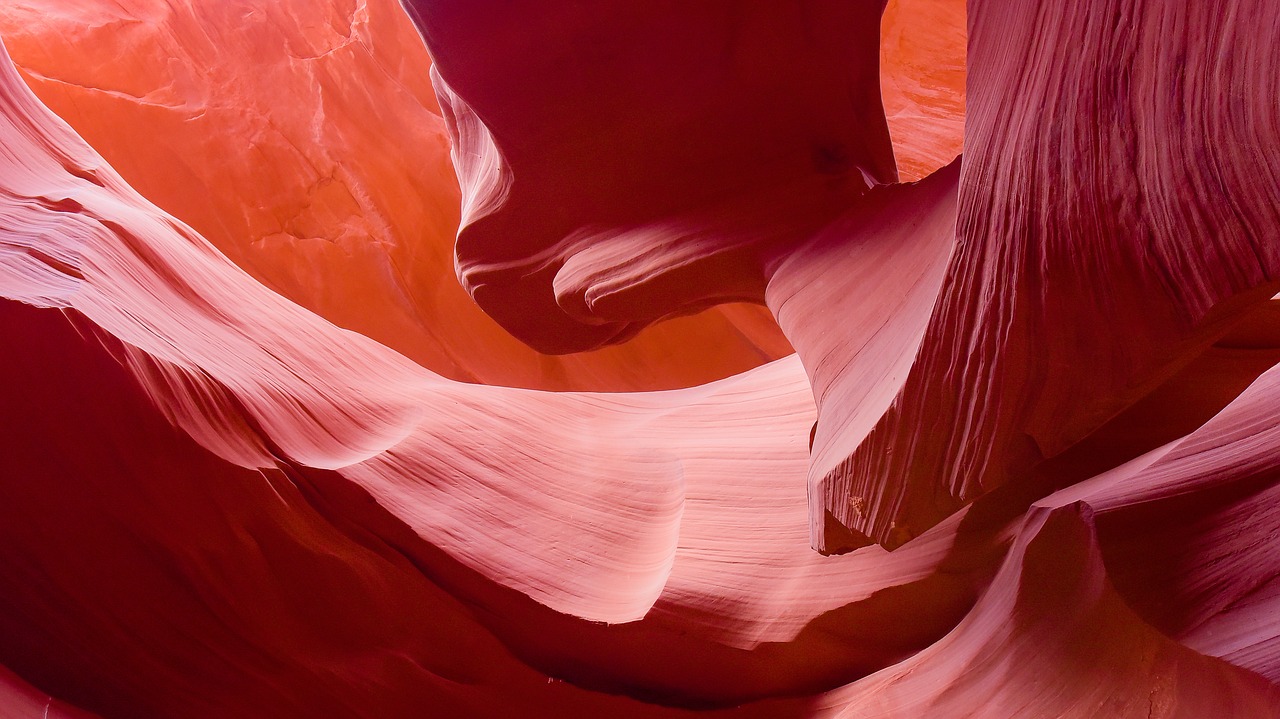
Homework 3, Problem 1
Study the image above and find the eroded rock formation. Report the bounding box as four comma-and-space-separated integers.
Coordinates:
0, 0, 790, 392
820, 0, 1280, 551
1, 0, 1278, 717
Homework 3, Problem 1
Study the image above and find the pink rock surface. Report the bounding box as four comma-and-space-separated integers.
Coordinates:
404, 0, 898, 353
816, 0, 1280, 549
820, 503, 1280, 717
0, 33, 966, 714
0, 0, 791, 392
2, 0, 1280, 717
765, 159, 959, 552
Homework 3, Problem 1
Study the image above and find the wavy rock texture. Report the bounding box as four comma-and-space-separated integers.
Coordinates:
764, 159, 960, 552
819, 503, 1280, 717
0, 0, 790, 391
403, 0, 966, 355
3, 0, 1280, 717
0, 30, 965, 716
817, 0, 1280, 550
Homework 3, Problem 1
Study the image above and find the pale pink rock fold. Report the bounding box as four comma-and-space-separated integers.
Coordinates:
404, 0, 897, 354
1039, 351, 1280, 683
0, 32, 977, 715
818, 0, 1280, 550
0, 0, 790, 392
3, 0, 1280, 716
764, 159, 959, 552
822, 503, 1280, 717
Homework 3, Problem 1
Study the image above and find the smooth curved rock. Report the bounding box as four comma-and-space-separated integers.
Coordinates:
404, 0, 897, 353
824, 504, 1280, 717
764, 158, 959, 552
0, 0, 791, 392
3, 0, 1280, 717
1041, 350, 1280, 683
0, 32, 974, 714
818, 0, 1280, 550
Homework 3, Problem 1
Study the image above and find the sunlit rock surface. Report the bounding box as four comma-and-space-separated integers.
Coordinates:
819, 0, 1280, 550
0, 0, 791, 391
2, 0, 1279, 717
879, 0, 964, 181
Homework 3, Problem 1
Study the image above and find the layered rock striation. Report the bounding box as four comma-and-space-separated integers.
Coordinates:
2, 0, 1279, 717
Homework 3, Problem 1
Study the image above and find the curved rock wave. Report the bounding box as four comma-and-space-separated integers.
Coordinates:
3, 0, 1280, 717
